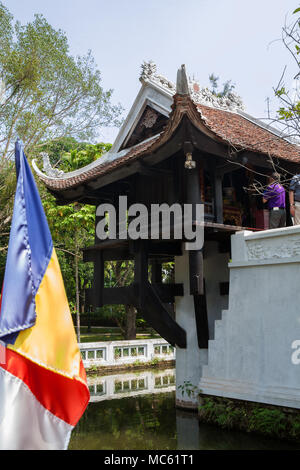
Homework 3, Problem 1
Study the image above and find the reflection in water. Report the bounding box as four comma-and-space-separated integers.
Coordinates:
69, 369, 300, 451
176, 409, 300, 451
88, 368, 175, 402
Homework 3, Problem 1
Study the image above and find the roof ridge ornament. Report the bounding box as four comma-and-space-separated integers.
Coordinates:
188, 78, 245, 112
176, 64, 189, 95
40, 152, 65, 178
140, 60, 157, 80
139, 61, 245, 111
140, 60, 175, 93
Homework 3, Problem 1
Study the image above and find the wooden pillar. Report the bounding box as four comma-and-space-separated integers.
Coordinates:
151, 259, 163, 284
189, 251, 203, 295
185, 155, 209, 348
185, 165, 204, 296
199, 165, 205, 204
90, 207, 105, 309
214, 173, 223, 224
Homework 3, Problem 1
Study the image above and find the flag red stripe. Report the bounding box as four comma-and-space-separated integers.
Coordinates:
1, 348, 89, 426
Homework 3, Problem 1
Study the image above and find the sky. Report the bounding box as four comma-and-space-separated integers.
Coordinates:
5, 0, 300, 143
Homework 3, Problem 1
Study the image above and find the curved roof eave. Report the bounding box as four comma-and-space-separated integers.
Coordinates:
32, 133, 161, 188
34, 93, 300, 194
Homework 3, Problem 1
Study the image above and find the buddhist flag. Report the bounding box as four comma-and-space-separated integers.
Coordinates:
0, 141, 89, 450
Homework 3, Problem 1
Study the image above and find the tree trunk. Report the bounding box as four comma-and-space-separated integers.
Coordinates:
125, 305, 137, 340
74, 233, 80, 344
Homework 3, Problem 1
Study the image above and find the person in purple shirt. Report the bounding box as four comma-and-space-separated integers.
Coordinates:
262, 172, 286, 229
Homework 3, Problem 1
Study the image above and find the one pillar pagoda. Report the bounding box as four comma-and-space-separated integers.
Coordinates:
34, 62, 300, 409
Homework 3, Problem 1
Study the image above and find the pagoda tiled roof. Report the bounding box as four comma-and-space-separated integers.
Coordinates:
34, 71, 300, 192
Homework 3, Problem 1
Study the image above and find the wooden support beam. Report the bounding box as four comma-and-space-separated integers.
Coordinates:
92, 251, 104, 308
133, 240, 148, 309
82, 185, 114, 201
85, 283, 183, 306
134, 281, 186, 348
136, 162, 173, 177
149, 241, 182, 257
152, 283, 184, 302
83, 243, 181, 263
83, 247, 131, 262
216, 162, 243, 176
86, 287, 135, 305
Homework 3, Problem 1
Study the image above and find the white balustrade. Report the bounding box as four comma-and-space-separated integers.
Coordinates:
79, 338, 176, 369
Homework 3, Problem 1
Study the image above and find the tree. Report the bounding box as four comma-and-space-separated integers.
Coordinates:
40, 142, 111, 342
102, 260, 137, 339
274, 7, 300, 140
0, 3, 123, 333
216, 8, 300, 200
244, 7, 300, 199
60, 142, 112, 171
41, 188, 96, 343
0, 159, 15, 283
0, 3, 122, 158
40, 141, 144, 342
208, 73, 235, 98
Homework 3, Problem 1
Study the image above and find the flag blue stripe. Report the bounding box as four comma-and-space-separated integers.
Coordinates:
0, 141, 53, 345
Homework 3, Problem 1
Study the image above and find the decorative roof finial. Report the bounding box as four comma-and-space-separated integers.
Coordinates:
140, 61, 157, 81
176, 64, 189, 95
40, 152, 65, 178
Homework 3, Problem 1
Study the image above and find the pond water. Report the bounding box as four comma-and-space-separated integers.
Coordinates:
69, 368, 300, 451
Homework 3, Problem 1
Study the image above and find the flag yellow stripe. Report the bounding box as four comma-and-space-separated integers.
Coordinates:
10, 249, 80, 377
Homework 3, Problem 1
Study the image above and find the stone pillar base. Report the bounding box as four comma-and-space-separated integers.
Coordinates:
175, 398, 199, 411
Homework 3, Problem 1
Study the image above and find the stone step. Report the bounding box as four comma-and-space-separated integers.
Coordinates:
201, 310, 229, 375
213, 319, 223, 341
212, 309, 228, 341
200, 363, 209, 378
208, 334, 225, 362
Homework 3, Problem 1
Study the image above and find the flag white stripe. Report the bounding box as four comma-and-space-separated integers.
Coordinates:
0, 367, 73, 450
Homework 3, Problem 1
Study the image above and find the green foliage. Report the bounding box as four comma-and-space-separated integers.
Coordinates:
38, 140, 108, 309
198, 397, 300, 442
37, 136, 86, 165
60, 142, 112, 171
150, 357, 160, 366
161, 261, 174, 283
248, 407, 286, 436
178, 380, 198, 399
0, 159, 17, 284
290, 416, 300, 438
0, 3, 122, 158
132, 360, 142, 367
